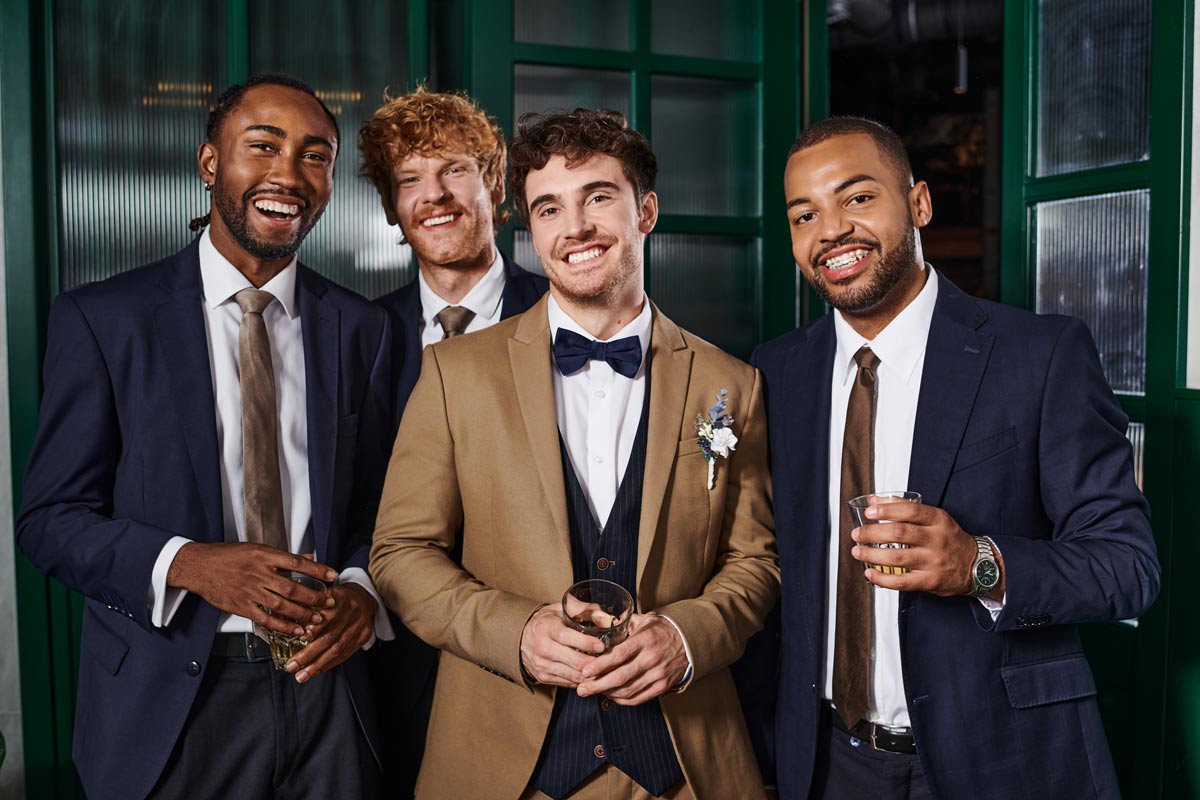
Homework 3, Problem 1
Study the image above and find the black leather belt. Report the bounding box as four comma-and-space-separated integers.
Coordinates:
211, 632, 273, 663
826, 702, 917, 755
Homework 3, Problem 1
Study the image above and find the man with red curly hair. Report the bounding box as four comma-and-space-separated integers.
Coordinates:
360, 87, 548, 418
358, 86, 546, 798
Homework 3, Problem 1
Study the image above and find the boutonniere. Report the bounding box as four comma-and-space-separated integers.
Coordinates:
696, 389, 737, 490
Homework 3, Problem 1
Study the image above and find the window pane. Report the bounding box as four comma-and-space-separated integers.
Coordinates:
651, 76, 759, 217
1036, 0, 1150, 176
515, 0, 630, 51
249, 0, 412, 298
55, 0, 226, 289
1034, 190, 1148, 395
651, 0, 760, 61
1126, 422, 1145, 491
514, 65, 631, 123
1189, 5, 1200, 388
648, 235, 760, 360
512, 229, 546, 277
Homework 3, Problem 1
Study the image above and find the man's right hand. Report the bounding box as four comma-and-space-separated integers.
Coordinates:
166, 542, 337, 636
519, 604, 606, 687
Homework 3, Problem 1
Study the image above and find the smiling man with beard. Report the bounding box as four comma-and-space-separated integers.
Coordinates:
370, 109, 778, 799
17, 74, 395, 800
750, 116, 1158, 800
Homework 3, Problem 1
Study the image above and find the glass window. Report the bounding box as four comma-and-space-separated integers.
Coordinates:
651, 0, 760, 61
651, 76, 759, 217
1037, 0, 1151, 176
648, 234, 760, 359
249, 0, 412, 299
1126, 422, 1145, 491
514, 65, 632, 122
1034, 190, 1149, 395
515, 0, 631, 51
55, 0, 227, 289
512, 229, 546, 276
1189, 7, 1200, 389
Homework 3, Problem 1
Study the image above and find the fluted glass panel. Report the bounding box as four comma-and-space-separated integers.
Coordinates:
55, 0, 226, 289
648, 235, 759, 359
651, 76, 759, 217
1037, 0, 1151, 175
249, 0, 412, 299
514, 65, 631, 122
515, 0, 630, 50
1126, 422, 1145, 491
512, 230, 547, 277
651, 0, 760, 61
1034, 190, 1148, 394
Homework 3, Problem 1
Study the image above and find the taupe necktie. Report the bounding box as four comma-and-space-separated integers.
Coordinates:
833, 346, 879, 728
435, 305, 475, 339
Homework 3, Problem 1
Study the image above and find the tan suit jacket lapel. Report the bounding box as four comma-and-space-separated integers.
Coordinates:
637, 303, 693, 593
508, 296, 573, 575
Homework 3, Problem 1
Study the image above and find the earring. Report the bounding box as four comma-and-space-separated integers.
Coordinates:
203, 181, 212, 192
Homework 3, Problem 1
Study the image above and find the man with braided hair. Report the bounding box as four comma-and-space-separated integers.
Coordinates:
18, 74, 394, 799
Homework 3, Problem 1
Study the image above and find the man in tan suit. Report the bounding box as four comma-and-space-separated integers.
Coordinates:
369, 109, 778, 800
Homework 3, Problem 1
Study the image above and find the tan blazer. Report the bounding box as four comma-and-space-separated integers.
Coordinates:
370, 297, 778, 800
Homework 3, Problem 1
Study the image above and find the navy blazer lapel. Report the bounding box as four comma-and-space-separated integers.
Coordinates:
909, 274, 994, 507
391, 280, 423, 411
499, 251, 545, 319
299, 267, 339, 560
153, 240, 223, 541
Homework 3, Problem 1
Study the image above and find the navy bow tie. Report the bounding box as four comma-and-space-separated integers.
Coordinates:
552, 328, 643, 378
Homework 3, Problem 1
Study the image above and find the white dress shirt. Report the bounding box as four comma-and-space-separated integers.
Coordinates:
147, 229, 392, 645
417, 250, 506, 348
546, 295, 693, 680
823, 267, 1001, 727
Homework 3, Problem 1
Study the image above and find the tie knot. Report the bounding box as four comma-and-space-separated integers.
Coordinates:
435, 305, 476, 339
236, 288, 275, 316
854, 347, 880, 372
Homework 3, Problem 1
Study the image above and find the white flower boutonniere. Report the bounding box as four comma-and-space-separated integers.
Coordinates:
696, 389, 738, 490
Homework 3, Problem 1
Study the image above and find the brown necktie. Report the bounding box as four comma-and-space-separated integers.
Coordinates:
237, 289, 289, 642
833, 346, 879, 728
435, 305, 475, 339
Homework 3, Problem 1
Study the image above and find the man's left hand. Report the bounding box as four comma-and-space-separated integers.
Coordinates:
851, 501, 1002, 598
575, 614, 688, 706
285, 582, 377, 684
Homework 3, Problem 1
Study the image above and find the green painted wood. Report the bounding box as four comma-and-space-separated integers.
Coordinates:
409, 0, 430, 85
1021, 161, 1153, 203
226, 0, 248, 82
654, 215, 761, 237
798, 0, 828, 323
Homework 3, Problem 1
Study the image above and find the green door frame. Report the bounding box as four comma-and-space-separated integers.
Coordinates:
997, 0, 1188, 796
1, 2, 430, 795
464, 0, 802, 340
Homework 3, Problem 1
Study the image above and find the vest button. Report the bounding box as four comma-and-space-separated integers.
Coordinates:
594, 744, 606, 758
601, 698, 614, 711
596, 557, 610, 570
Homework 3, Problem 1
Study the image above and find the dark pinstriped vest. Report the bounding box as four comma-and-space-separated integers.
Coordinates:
532, 392, 684, 799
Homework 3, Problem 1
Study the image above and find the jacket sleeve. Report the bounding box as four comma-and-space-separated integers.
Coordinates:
985, 317, 1159, 631
16, 292, 180, 633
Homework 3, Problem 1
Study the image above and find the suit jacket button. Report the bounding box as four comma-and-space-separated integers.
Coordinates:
596, 558, 610, 570
187, 661, 202, 677
594, 745, 606, 758
601, 699, 614, 711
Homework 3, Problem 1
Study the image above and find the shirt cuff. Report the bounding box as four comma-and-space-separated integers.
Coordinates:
655, 613, 695, 693
975, 537, 1006, 621
148, 536, 193, 628
338, 567, 395, 649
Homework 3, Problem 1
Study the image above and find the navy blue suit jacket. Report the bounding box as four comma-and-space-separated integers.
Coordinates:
368, 250, 546, 794
16, 238, 394, 800
376, 251, 549, 427
751, 274, 1158, 800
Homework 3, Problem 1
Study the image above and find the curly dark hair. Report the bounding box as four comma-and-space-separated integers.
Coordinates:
508, 108, 657, 227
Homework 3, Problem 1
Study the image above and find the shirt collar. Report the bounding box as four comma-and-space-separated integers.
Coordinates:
547, 293, 653, 379
198, 228, 299, 318
417, 249, 506, 331
832, 264, 939, 387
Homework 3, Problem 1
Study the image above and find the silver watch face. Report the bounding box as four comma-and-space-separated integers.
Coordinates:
975, 559, 999, 589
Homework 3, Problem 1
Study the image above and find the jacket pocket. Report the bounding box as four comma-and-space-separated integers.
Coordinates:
954, 426, 1017, 473
83, 612, 131, 675
1001, 655, 1096, 709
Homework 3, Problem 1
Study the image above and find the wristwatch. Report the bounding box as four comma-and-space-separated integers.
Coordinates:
968, 536, 1000, 597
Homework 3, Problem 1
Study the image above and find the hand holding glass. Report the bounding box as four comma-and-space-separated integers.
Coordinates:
265, 572, 329, 670
848, 491, 922, 575
562, 579, 633, 652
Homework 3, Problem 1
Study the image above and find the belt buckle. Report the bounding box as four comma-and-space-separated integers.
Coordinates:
242, 633, 271, 663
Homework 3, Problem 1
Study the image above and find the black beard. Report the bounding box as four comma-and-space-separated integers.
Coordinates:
211, 183, 323, 260
807, 226, 918, 314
